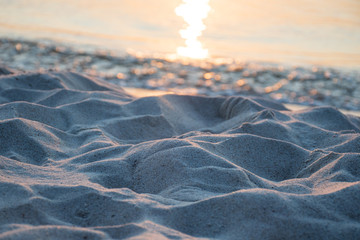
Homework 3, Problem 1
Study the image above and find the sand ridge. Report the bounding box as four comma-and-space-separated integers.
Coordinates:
0, 66, 359, 239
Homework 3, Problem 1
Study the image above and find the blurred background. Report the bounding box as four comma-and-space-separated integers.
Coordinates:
0, 0, 359, 68
0, 0, 359, 112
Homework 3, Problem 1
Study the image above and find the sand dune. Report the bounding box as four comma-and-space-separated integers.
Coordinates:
0, 66, 359, 239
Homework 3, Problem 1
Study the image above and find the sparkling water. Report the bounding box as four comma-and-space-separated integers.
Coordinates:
0, 0, 359, 68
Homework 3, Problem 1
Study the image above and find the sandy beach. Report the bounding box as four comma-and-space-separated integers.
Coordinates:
1, 0, 359, 238
0, 65, 359, 239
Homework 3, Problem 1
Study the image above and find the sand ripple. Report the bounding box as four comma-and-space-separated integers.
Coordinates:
0, 67, 359, 239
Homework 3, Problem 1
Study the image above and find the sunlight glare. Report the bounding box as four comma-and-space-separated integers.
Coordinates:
175, 0, 211, 59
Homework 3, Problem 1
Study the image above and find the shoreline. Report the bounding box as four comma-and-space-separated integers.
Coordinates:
1, 37, 359, 112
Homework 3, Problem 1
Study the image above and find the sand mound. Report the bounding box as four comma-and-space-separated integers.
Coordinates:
0, 67, 359, 239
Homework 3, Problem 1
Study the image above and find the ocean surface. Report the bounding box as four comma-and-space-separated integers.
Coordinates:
0, 0, 359, 69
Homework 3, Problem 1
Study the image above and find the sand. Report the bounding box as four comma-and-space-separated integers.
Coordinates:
0, 66, 359, 239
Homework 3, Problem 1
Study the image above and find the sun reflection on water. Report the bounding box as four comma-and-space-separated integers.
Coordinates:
175, 0, 211, 59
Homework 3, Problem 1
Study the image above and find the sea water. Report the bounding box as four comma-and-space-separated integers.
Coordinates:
0, 0, 359, 69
